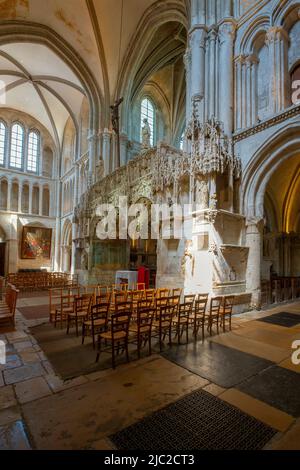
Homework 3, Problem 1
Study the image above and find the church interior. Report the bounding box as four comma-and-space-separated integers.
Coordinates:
0, 0, 300, 452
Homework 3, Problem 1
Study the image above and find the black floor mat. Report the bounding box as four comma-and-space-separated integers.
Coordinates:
258, 312, 300, 327
110, 389, 276, 450
161, 341, 273, 388
237, 365, 300, 417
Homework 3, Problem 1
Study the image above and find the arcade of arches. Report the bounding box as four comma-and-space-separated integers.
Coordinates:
1, 0, 300, 452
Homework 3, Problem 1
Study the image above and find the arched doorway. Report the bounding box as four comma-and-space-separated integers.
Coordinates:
0, 225, 6, 276
242, 124, 300, 305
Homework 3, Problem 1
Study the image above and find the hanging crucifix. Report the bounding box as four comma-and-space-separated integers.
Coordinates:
110, 97, 123, 168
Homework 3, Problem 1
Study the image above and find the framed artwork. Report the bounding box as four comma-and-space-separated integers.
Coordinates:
21, 226, 52, 259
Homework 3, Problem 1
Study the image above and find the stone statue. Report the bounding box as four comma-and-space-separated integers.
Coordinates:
110, 97, 123, 135
142, 118, 151, 149
195, 180, 209, 209
81, 250, 88, 270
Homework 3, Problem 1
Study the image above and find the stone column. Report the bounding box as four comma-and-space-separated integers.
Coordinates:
208, 28, 217, 119
266, 27, 289, 114
71, 221, 77, 275
88, 133, 97, 186
29, 182, 33, 215
189, 25, 207, 121
218, 20, 236, 136
234, 55, 245, 129
102, 128, 111, 176
18, 183, 22, 213
246, 217, 264, 308
119, 131, 128, 167
54, 181, 61, 271
7, 180, 11, 211
39, 185, 43, 216
184, 48, 192, 125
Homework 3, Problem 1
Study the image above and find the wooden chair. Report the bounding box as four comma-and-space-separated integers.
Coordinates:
115, 301, 132, 314
127, 289, 143, 312
157, 288, 169, 299
189, 297, 208, 340
144, 289, 156, 304
152, 304, 176, 351
66, 294, 93, 336
129, 307, 155, 358
49, 288, 67, 323
172, 288, 182, 298
197, 293, 209, 301
54, 293, 75, 328
136, 282, 146, 291
172, 301, 193, 344
168, 295, 180, 307
184, 294, 196, 305
96, 292, 111, 305
219, 296, 235, 332
82, 303, 110, 348
96, 311, 132, 369
208, 297, 222, 335
0, 284, 19, 327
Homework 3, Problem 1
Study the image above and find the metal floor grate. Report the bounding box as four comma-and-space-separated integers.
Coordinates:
110, 389, 276, 450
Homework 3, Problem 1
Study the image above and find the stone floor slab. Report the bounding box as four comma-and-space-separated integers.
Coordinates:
162, 341, 273, 388
237, 365, 300, 417
0, 420, 31, 449
3, 362, 45, 385
258, 312, 300, 328
0, 407, 22, 426
271, 419, 300, 450
220, 388, 294, 432
202, 383, 225, 396
22, 357, 208, 450
0, 385, 17, 410
15, 377, 52, 404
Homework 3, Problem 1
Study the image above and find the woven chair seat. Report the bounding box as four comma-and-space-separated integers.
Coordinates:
100, 330, 126, 341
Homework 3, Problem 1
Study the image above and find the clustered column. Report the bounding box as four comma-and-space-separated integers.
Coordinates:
266, 26, 289, 114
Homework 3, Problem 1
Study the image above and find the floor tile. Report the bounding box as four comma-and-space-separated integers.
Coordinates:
271, 420, 300, 450
237, 365, 300, 417
3, 362, 45, 385
0, 385, 17, 410
0, 420, 31, 450
0, 372, 4, 387
279, 357, 300, 374
0, 407, 22, 426
19, 351, 41, 364
219, 388, 294, 432
233, 325, 295, 349
202, 383, 225, 396
162, 341, 273, 388
210, 331, 289, 363
14, 377, 52, 404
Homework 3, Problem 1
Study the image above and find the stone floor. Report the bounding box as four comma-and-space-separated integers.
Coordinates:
0, 294, 300, 450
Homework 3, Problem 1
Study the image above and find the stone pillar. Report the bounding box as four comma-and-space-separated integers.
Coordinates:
189, 25, 207, 121
218, 20, 236, 136
102, 128, 111, 176
208, 28, 217, 119
54, 181, 61, 271
18, 183, 22, 213
119, 131, 128, 167
29, 182, 33, 215
74, 164, 79, 208
234, 55, 245, 129
246, 217, 264, 308
88, 133, 97, 186
266, 27, 289, 114
7, 180, 11, 211
39, 185, 43, 216
71, 222, 77, 275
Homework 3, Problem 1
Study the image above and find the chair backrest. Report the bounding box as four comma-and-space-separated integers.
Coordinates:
114, 291, 128, 304
144, 289, 155, 302
157, 288, 169, 298
172, 288, 182, 298
97, 285, 109, 296
115, 301, 132, 314
210, 296, 222, 315
111, 312, 131, 337
137, 299, 153, 311
178, 301, 193, 319
96, 292, 111, 304
194, 298, 208, 317
184, 294, 196, 304
168, 295, 180, 306
91, 303, 110, 325
197, 293, 209, 301
223, 295, 235, 313
155, 297, 168, 309
159, 304, 177, 324
75, 294, 93, 314
127, 290, 143, 302
137, 282, 146, 291
137, 307, 155, 329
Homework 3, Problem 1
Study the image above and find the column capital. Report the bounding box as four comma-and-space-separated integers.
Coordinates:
266, 26, 289, 44
208, 28, 218, 42
218, 19, 236, 45
246, 217, 264, 231
245, 54, 259, 65
189, 25, 207, 49
234, 54, 246, 65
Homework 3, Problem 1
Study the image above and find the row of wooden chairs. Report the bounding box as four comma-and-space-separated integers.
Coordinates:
0, 283, 19, 327
7, 272, 78, 291
261, 277, 300, 305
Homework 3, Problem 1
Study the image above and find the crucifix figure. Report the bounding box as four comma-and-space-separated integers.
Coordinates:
110, 97, 123, 167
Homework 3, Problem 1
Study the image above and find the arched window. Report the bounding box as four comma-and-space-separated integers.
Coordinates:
140, 97, 154, 146
27, 130, 40, 173
0, 122, 6, 166
179, 131, 184, 150
10, 123, 24, 169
